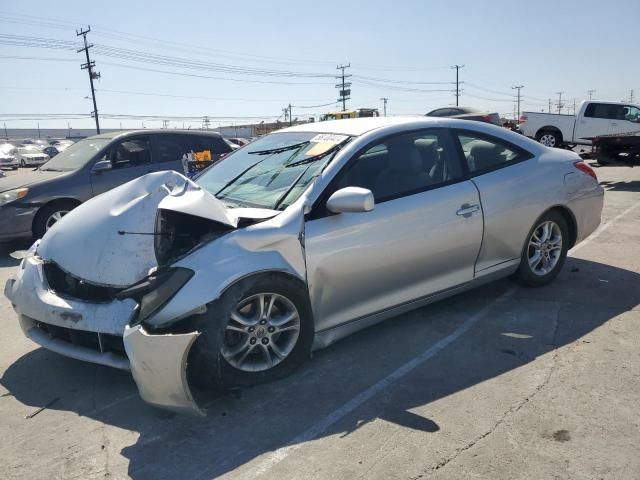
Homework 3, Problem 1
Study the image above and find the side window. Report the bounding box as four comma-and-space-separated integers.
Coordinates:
455, 131, 531, 174
152, 135, 193, 164
197, 136, 232, 155
585, 103, 623, 120
107, 137, 151, 169
623, 106, 640, 122
335, 129, 464, 203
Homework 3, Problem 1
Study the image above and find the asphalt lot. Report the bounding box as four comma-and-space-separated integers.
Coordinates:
1, 163, 639, 480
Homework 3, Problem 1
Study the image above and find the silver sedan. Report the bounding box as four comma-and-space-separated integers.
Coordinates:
5, 117, 603, 413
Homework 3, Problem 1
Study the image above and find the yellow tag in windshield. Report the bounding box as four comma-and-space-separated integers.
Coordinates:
305, 142, 334, 157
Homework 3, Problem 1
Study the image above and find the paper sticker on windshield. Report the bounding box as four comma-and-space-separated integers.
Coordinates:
309, 134, 349, 144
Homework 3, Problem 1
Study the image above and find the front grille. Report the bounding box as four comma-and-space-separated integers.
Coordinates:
37, 321, 126, 357
43, 262, 123, 302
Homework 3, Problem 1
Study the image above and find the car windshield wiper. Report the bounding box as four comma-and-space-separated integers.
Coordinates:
39, 167, 63, 172
284, 140, 347, 168
215, 158, 268, 199
247, 141, 310, 155
273, 139, 351, 210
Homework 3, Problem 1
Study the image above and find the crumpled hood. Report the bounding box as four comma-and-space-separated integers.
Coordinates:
37, 171, 239, 288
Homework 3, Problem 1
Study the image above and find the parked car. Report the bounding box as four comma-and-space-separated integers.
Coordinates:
15, 145, 49, 167
519, 100, 640, 147
426, 106, 502, 126
0, 129, 233, 241
0, 170, 5, 178
227, 137, 250, 147
0, 143, 19, 170
4, 117, 603, 413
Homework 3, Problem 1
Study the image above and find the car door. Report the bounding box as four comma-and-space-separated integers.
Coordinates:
453, 129, 538, 274
608, 105, 640, 135
90, 136, 153, 196
304, 128, 483, 332
575, 103, 619, 141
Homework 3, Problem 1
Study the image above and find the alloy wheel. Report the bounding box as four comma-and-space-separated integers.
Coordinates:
539, 134, 557, 147
527, 220, 562, 276
45, 210, 69, 230
222, 293, 301, 372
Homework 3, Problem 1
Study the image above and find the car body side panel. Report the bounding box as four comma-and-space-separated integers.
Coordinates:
472, 157, 566, 273
304, 180, 483, 333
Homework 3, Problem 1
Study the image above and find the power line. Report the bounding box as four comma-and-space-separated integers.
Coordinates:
512, 85, 524, 121
451, 65, 464, 106
336, 63, 351, 112
76, 26, 100, 134
380, 97, 389, 116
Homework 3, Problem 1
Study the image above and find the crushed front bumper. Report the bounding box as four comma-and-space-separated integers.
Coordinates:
5, 256, 203, 414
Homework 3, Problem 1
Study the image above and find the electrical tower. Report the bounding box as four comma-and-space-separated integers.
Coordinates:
76, 26, 101, 134
380, 97, 388, 116
202, 116, 210, 129
587, 89, 596, 100
336, 63, 351, 112
451, 64, 464, 106
556, 91, 565, 114
512, 85, 524, 121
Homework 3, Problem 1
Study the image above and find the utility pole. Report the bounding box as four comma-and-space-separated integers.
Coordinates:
587, 89, 596, 100
288, 103, 293, 126
451, 64, 465, 106
556, 91, 564, 114
4, 122, 8, 140
336, 63, 351, 112
512, 85, 524, 121
202, 116, 210, 129
548, 98, 552, 113
572, 98, 577, 115
76, 26, 100, 134
37, 122, 41, 139
630, 89, 635, 103
162, 120, 169, 129
380, 97, 388, 116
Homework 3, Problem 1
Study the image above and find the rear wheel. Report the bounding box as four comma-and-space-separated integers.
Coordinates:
189, 274, 314, 390
536, 130, 562, 148
515, 211, 569, 287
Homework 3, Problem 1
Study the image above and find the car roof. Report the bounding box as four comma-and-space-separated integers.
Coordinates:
88, 129, 226, 140
279, 116, 435, 136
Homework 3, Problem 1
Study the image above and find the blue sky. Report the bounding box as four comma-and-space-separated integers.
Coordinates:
0, 0, 638, 129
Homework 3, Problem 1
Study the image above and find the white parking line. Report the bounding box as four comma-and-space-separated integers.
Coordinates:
570, 198, 640, 254
243, 289, 515, 478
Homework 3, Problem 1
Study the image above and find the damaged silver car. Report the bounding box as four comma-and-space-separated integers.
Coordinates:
4, 117, 604, 414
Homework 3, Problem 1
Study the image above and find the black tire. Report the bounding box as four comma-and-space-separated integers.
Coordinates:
515, 210, 569, 287
33, 201, 79, 238
596, 156, 612, 166
536, 130, 562, 148
188, 273, 314, 391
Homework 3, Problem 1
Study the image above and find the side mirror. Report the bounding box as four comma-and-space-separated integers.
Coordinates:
92, 159, 112, 174
326, 187, 375, 214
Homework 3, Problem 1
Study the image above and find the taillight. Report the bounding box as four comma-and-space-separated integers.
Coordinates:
574, 161, 597, 181
519, 114, 528, 124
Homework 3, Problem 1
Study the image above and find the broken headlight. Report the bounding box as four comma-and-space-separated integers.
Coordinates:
117, 267, 194, 325
154, 209, 233, 266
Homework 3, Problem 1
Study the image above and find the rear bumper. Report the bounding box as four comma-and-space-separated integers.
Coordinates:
568, 184, 604, 246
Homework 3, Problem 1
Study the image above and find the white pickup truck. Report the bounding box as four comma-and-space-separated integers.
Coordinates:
519, 100, 640, 147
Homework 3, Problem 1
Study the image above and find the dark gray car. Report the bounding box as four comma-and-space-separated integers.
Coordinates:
0, 130, 233, 241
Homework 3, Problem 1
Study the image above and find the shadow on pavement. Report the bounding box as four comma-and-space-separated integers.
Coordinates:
0, 239, 33, 268
2, 257, 639, 479
599, 179, 640, 193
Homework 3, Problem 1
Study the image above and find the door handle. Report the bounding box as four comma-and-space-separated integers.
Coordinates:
456, 203, 480, 217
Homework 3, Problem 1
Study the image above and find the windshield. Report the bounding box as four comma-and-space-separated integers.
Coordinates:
39, 138, 110, 171
196, 131, 350, 210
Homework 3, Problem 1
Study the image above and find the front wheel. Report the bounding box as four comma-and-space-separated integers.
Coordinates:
515, 211, 569, 287
188, 274, 314, 390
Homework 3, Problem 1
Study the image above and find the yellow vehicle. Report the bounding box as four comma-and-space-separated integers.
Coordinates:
320, 108, 380, 121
